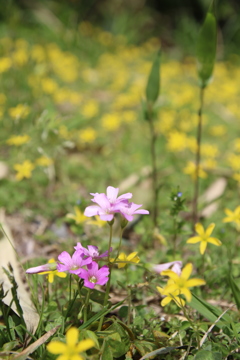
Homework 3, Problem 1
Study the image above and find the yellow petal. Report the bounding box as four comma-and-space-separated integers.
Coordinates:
127, 252, 138, 261
161, 296, 172, 306
57, 271, 67, 278
48, 273, 54, 283
187, 236, 201, 244
118, 253, 126, 261
161, 270, 179, 282
224, 208, 233, 216
205, 223, 215, 237
200, 241, 207, 255
174, 296, 185, 307
156, 286, 164, 294
181, 263, 192, 281
207, 237, 222, 246
71, 355, 84, 360
47, 341, 67, 354
186, 278, 206, 288
195, 223, 204, 236
77, 339, 95, 352
180, 288, 192, 302
66, 327, 78, 346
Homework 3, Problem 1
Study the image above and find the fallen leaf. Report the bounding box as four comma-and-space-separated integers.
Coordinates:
0, 209, 39, 335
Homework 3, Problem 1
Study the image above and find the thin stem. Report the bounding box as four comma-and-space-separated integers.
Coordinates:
98, 223, 113, 331
125, 267, 132, 326
148, 105, 159, 228
115, 227, 124, 261
181, 305, 201, 350
83, 288, 91, 323
192, 86, 205, 228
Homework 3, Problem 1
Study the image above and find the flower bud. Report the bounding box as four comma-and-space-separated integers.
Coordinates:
26, 262, 57, 274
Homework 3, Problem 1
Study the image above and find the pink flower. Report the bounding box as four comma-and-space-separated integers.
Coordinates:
57, 250, 92, 276
84, 193, 117, 221
80, 262, 110, 289
26, 262, 57, 274
91, 186, 132, 205
74, 242, 111, 260
118, 202, 149, 222
152, 261, 182, 276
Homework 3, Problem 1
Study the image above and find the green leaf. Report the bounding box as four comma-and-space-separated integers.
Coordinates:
194, 350, 222, 360
100, 322, 130, 357
134, 340, 157, 357
227, 273, 240, 310
189, 294, 232, 330
196, 6, 217, 88
146, 51, 161, 105
101, 340, 113, 360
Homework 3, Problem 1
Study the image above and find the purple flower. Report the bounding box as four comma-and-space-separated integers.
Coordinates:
74, 242, 111, 260
91, 186, 132, 205
26, 262, 57, 274
80, 262, 109, 289
118, 202, 149, 222
152, 261, 182, 276
84, 193, 120, 221
57, 250, 92, 276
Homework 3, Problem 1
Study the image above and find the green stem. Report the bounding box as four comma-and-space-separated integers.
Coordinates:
148, 105, 159, 229
181, 305, 201, 350
98, 222, 113, 331
192, 86, 205, 229
115, 227, 124, 261
172, 216, 177, 258
125, 267, 132, 326
83, 288, 91, 323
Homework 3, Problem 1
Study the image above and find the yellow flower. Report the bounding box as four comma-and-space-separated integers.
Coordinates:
209, 125, 227, 137
167, 131, 187, 152
187, 223, 222, 255
35, 156, 53, 167
160, 263, 206, 303
6, 135, 30, 146
0, 57, 12, 73
157, 280, 185, 307
227, 154, 240, 171
40, 258, 67, 283
112, 252, 140, 268
183, 161, 207, 180
41, 77, 58, 94
222, 206, 240, 230
9, 104, 30, 119
86, 216, 106, 228
81, 100, 99, 118
47, 327, 94, 360
101, 113, 120, 131
79, 128, 97, 143
66, 207, 88, 225
14, 160, 35, 181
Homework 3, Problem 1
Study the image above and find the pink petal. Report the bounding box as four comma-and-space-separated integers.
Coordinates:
106, 186, 119, 203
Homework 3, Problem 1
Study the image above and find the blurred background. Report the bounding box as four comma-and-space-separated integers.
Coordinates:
1, 0, 240, 56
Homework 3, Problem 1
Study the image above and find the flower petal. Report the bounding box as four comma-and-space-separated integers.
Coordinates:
84, 205, 101, 217
161, 270, 179, 282
106, 186, 119, 203
195, 223, 205, 236
66, 327, 78, 346
161, 296, 172, 306
200, 241, 207, 255
181, 263, 192, 281
205, 223, 215, 237
186, 278, 206, 287
77, 339, 95, 352
207, 237, 222, 246
180, 288, 192, 302
187, 236, 201, 244
47, 342, 67, 354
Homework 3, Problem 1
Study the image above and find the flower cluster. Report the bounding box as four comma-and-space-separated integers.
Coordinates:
26, 242, 110, 289
157, 263, 206, 307
84, 186, 149, 222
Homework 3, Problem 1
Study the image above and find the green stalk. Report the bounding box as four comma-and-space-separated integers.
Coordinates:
192, 86, 205, 228
83, 288, 91, 323
98, 222, 113, 330
148, 104, 159, 228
